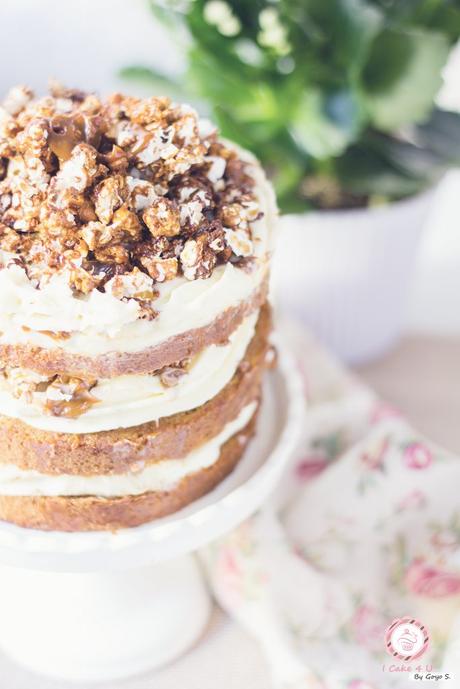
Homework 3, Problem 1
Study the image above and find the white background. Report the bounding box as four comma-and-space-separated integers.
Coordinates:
1, 0, 460, 334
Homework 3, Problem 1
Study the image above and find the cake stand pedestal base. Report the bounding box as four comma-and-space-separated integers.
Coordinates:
0, 345, 303, 682
0, 555, 211, 682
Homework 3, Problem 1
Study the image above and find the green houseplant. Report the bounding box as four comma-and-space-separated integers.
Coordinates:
122, 0, 460, 363
122, 0, 460, 213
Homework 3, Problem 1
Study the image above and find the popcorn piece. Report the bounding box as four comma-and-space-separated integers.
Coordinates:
159, 366, 187, 387
126, 176, 157, 211
80, 221, 112, 250
55, 143, 99, 193
124, 95, 171, 127
110, 205, 142, 242
94, 244, 130, 265
180, 235, 216, 280
136, 129, 178, 165
101, 144, 129, 175
93, 175, 127, 224
180, 199, 203, 229
2, 86, 33, 116
80, 205, 141, 251
68, 265, 101, 294
137, 302, 159, 321
198, 118, 217, 138
2, 364, 48, 402
158, 357, 191, 387
180, 238, 198, 269
224, 227, 253, 257
105, 267, 156, 301
206, 155, 226, 184
140, 255, 178, 282
207, 227, 229, 255
143, 198, 180, 237
221, 203, 246, 228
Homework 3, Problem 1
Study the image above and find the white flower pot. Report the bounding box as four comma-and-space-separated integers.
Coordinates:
272, 187, 437, 365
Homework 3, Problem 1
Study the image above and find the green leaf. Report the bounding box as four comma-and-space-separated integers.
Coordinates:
366, 0, 460, 42
328, 0, 384, 76
290, 88, 363, 158
262, 139, 308, 199
335, 141, 429, 197
148, 0, 187, 28
429, 5, 460, 42
214, 112, 286, 160
414, 107, 460, 164
367, 132, 447, 180
296, 0, 383, 77
212, 106, 259, 149
362, 28, 450, 130
186, 47, 254, 106
186, 47, 301, 134
118, 66, 186, 100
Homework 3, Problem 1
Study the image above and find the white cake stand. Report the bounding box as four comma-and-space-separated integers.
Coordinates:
0, 340, 304, 682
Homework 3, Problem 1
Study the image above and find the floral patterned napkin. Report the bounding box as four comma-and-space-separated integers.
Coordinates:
200, 322, 460, 689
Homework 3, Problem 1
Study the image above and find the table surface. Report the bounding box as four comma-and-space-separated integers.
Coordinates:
357, 335, 460, 454
3, 335, 458, 689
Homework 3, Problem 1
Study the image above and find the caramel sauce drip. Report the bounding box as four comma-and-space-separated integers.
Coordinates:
45, 395, 98, 419
44, 376, 99, 419
49, 113, 104, 162
21, 326, 71, 341
39, 329, 72, 341
49, 114, 85, 162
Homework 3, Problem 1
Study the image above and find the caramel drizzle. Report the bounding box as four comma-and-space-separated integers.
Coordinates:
49, 113, 104, 162
21, 326, 71, 341
43, 376, 99, 419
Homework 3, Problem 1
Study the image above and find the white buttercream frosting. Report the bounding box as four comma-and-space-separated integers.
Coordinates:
0, 311, 258, 433
0, 402, 257, 497
0, 148, 276, 356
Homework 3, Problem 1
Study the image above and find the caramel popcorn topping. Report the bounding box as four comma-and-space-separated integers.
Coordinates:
43, 376, 99, 419
157, 357, 191, 388
0, 363, 99, 418
0, 84, 262, 315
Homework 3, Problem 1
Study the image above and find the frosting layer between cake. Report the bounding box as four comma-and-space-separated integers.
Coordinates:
0, 409, 258, 531
0, 401, 256, 496
0, 311, 258, 433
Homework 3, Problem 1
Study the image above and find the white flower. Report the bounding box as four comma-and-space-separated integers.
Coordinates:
257, 7, 291, 56
234, 39, 265, 67
203, 0, 241, 37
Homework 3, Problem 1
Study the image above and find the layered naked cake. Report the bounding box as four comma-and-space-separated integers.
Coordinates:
0, 85, 276, 531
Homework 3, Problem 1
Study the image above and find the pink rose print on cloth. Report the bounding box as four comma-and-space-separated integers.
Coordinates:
294, 431, 346, 482
295, 456, 329, 482
431, 529, 460, 554
350, 604, 387, 652
406, 558, 460, 598
397, 490, 427, 512
403, 442, 432, 470
213, 522, 269, 607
